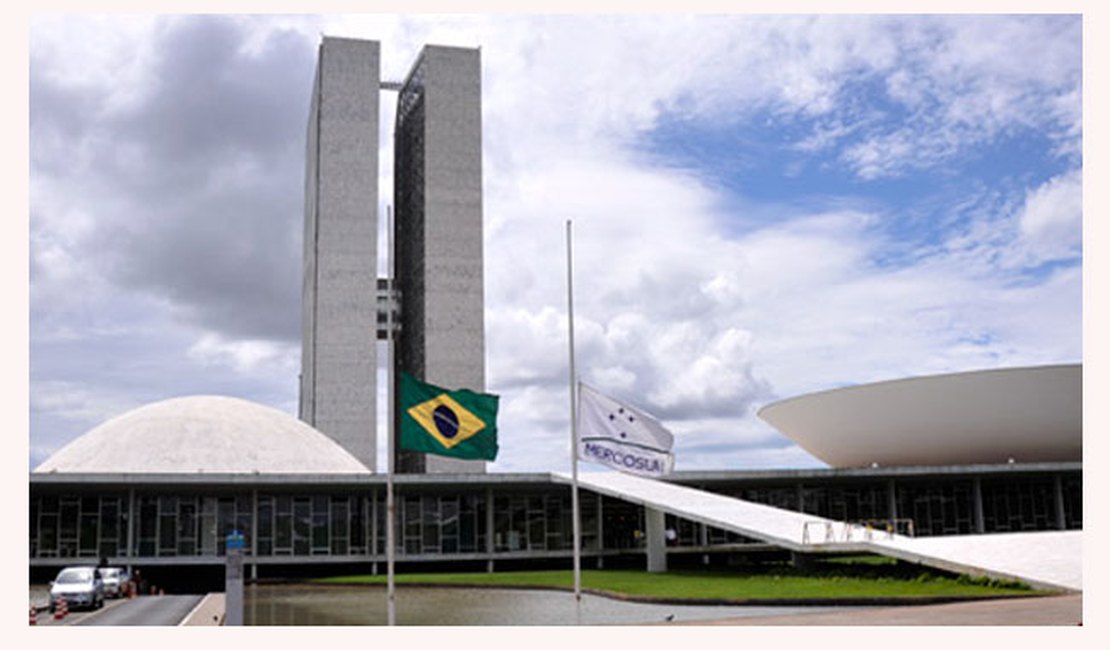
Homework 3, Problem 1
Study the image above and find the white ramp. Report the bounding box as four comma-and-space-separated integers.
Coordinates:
554, 471, 862, 552
868, 530, 1082, 592
554, 471, 1082, 592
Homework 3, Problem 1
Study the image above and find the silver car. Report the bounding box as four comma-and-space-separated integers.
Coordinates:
99, 567, 126, 598
48, 567, 104, 611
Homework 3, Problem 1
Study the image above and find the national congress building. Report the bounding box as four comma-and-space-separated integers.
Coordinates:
29, 37, 1082, 593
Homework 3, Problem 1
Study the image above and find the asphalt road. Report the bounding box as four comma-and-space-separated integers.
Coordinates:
34, 595, 203, 626
675, 594, 1083, 626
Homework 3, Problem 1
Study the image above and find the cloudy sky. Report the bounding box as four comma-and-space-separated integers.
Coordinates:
27, 13, 1085, 473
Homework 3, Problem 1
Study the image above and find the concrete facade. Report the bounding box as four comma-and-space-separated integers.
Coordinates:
300, 38, 380, 471
759, 364, 1081, 468
394, 45, 486, 474
29, 464, 1081, 593
299, 39, 488, 475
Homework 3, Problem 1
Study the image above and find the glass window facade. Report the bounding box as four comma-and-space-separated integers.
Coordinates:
393, 54, 429, 476
33, 493, 128, 559
30, 469, 1082, 564
896, 481, 976, 536
800, 482, 890, 523
492, 493, 570, 552
1062, 474, 1082, 529
725, 485, 800, 511
981, 477, 1062, 532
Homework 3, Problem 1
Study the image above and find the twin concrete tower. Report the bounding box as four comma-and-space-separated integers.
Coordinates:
299, 37, 486, 474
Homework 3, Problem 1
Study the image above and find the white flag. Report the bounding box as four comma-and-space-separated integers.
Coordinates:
576, 382, 675, 477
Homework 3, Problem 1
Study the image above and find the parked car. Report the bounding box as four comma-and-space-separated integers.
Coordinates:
116, 568, 132, 597
48, 566, 104, 611
99, 567, 126, 598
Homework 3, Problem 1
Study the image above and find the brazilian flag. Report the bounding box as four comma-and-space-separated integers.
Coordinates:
399, 372, 499, 461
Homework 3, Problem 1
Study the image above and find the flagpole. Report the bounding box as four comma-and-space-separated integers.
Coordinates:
386, 206, 397, 626
566, 219, 582, 625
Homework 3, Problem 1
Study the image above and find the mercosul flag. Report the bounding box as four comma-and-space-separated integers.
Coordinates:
400, 372, 499, 461
577, 382, 674, 477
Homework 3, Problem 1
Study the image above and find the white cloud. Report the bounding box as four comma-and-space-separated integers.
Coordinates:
187, 333, 299, 376
28, 15, 1083, 474
30, 381, 140, 429
28, 380, 147, 468
738, 213, 1082, 401
1017, 169, 1083, 263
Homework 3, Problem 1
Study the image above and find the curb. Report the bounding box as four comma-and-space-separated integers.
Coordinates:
178, 593, 226, 626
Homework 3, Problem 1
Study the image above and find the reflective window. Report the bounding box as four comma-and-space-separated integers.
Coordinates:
982, 477, 1058, 532
30, 474, 1081, 563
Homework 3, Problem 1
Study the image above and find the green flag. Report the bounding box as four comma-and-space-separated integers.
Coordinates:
399, 372, 499, 461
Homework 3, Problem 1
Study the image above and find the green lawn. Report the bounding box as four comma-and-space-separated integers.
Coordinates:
314, 557, 1045, 602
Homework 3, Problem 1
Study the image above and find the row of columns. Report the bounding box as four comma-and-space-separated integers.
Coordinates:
112, 475, 1073, 578
362, 487, 610, 574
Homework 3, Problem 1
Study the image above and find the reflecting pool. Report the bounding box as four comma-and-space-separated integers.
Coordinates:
245, 584, 859, 625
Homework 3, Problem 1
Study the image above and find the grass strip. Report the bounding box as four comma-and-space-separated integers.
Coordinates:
314, 560, 1044, 602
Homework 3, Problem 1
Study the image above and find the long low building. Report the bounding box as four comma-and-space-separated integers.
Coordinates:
29, 463, 1081, 588
29, 365, 1082, 591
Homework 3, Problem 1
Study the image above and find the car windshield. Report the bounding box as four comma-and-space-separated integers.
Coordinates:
102, 569, 119, 578
56, 569, 92, 584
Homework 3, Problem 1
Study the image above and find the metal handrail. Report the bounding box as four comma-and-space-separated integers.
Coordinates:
802, 518, 916, 544
855, 518, 916, 538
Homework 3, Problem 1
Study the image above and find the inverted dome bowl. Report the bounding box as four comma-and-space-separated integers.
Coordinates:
758, 365, 1081, 468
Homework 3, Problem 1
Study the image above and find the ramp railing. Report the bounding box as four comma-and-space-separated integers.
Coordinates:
802, 518, 916, 545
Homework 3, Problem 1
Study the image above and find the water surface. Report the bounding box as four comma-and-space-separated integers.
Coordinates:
245, 584, 859, 625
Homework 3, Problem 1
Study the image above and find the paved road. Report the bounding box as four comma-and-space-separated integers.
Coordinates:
79, 595, 203, 626
34, 595, 203, 626
676, 594, 1083, 626
31, 598, 126, 627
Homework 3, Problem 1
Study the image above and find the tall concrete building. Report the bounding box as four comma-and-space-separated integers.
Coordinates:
300, 38, 381, 471
300, 39, 486, 474
393, 46, 486, 474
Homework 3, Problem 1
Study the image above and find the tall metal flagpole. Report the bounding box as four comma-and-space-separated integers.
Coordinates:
566, 219, 582, 625
386, 206, 397, 626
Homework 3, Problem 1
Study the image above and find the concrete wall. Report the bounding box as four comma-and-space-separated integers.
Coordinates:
301, 37, 380, 471
394, 46, 486, 474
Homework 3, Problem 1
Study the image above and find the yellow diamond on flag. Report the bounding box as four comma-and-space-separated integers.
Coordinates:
406, 393, 488, 449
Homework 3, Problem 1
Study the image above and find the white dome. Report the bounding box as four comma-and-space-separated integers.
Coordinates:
33, 395, 372, 475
